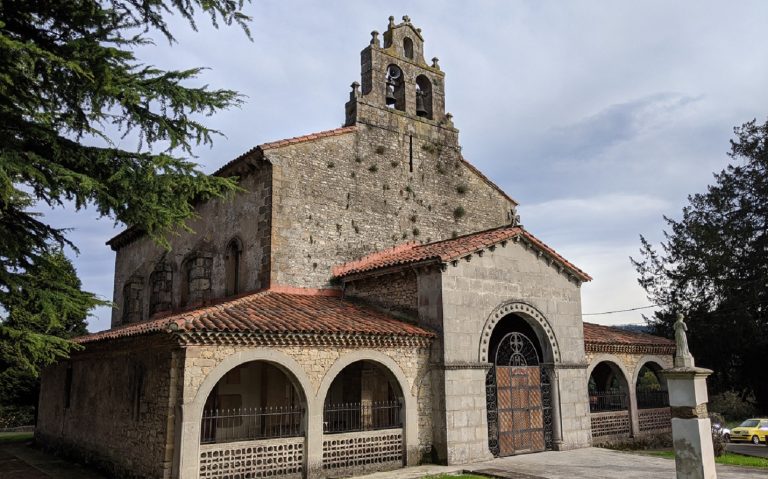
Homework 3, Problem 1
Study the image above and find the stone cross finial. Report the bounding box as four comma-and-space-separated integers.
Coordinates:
402, 15, 411, 23
370, 30, 380, 47
432, 57, 440, 69
674, 313, 695, 368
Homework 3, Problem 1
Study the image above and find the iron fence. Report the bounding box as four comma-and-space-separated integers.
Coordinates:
589, 390, 628, 412
200, 405, 304, 444
323, 401, 402, 434
637, 390, 669, 409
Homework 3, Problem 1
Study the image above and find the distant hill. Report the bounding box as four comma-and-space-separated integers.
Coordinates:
613, 324, 653, 334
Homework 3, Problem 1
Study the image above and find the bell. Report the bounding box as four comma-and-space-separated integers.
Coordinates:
385, 83, 397, 105
416, 91, 428, 117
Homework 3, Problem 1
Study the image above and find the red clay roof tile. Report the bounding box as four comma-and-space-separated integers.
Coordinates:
582, 322, 674, 348
332, 225, 592, 281
74, 289, 435, 344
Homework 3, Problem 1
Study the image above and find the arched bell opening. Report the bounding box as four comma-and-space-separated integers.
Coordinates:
322, 360, 404, 435
635, 361, 669, 409
415, 75, 433, 119
403, 37, 414, 59
588, 361, 630, 413
485, 313, 553, 457
199, 361, 306, 445
385, 64, 405, 112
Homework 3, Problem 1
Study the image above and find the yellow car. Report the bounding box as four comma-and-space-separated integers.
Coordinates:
729, 418, 768, 444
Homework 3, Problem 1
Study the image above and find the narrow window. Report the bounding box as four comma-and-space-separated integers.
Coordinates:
64, 365, 73, 409
180, 258, 192, 307
225, 238, 243, 297
409, 135, 413, 172
385, 64, 405, 111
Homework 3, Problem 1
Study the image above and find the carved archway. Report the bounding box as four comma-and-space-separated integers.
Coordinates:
479, 301, 561, 364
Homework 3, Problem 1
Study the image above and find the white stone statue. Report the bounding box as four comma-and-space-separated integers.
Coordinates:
674, 313, 694, 368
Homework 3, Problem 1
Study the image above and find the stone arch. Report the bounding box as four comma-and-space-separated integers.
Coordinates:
415, 75, 433, 119
586, 354, 633, 384
317, 350, 418, 464
632, 356, 670, 388
479, 301, 561, 364
178, 349, 316, 478
586, 355, 632, 413
385, 64, 405, 112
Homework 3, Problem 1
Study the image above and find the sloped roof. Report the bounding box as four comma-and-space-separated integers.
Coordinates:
75, 289, 435, 345
583, 322, 675, 355
332, 225, 592, 282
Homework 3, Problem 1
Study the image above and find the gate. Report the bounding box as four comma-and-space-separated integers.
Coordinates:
486, 332, 552, 456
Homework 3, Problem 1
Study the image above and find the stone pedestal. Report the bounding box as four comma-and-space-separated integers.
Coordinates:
662, 366, 717, 479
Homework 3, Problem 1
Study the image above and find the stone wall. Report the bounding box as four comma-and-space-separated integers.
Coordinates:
268, 112, 514, 289
36, 335, 183, 479
343, 269, 419, 317
435, 239, 592, 457
110, 162, 272, 326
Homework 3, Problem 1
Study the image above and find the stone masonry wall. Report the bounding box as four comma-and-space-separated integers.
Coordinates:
110, 162, 272, 326
269, 117, 514, 289
36, 335, 183, 479
343, 269, 419, 317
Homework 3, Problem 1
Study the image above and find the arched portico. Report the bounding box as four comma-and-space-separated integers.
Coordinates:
313, 351, 419, 476
177, 349, 315, 479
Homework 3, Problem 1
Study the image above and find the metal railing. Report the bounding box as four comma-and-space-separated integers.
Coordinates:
200, 405, 304, 444
637, 390, 669, 409
589, 391, 628, 412
323, 401, 402, 434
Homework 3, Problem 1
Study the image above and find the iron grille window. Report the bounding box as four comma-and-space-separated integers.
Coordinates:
200, 405, 304, 444
589, 390, 628, 412
636, 390, 669, 409
323, 401, 402, 434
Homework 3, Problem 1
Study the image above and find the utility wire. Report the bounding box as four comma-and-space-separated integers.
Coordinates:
582, 304, 663, 316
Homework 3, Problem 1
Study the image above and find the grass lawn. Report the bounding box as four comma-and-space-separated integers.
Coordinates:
0, 431, 34, 444
644, 450, 768, 468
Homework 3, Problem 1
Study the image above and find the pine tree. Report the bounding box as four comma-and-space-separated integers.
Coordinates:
1, 1, 251, 375
632, 119, 768, 411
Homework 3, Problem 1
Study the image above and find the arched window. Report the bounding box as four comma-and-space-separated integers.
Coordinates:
385, 64, 405, 112
225, 238, 243, 297
122, 275, 144, 323
149, 261, 173, 315
415, 75, 433, 119
403, 37, 414, 59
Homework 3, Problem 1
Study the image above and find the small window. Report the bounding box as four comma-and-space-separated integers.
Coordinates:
385, 64, 405, 112
225, 238, 243, 297
403, 37, 414, 59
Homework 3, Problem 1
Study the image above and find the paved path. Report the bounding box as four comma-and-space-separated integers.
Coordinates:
0, 441, 107, 479
727, 442, 768, 459
357, 448, 766, 479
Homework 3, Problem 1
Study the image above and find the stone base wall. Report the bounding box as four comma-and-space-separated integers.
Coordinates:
36, 335, 182, 479
344, 269, 419, 317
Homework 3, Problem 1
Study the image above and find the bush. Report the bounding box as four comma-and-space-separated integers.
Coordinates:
709, 390, 758, 421
711, 428, 727, 457
598, 432, 672, 451
0, 405, 35, 429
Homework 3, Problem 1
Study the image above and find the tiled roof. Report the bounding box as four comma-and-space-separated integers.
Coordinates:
583, 322, 675, 354
74, 289, 435, 344
332, 225, 592, 281
106, 126, 357, 250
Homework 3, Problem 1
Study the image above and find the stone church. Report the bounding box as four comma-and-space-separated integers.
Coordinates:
36, 16, 676, 479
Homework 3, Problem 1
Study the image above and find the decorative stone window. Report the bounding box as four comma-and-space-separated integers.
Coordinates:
181, 254, 212, 307
415, 75, 433, 119
225, 238, 243, 297
403, 37, 414, 59
149, 261, 173, 315
121, 275, 144, 324
385, 64, 405, 112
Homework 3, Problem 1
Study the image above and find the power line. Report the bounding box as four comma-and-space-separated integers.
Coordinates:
582, 304, 663, 316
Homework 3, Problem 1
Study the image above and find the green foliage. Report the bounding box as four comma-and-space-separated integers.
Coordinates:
368, 164, 378, 173
0, 405, 35, 429
709, 391, 758, 421
456, 183, 468, 195
453, 205, 466, 220
374, 146, 385, 155
632, 119, 768, 412
0, 1, 250, 380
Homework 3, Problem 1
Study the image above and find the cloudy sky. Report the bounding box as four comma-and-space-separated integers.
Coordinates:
44, 1, 768, 331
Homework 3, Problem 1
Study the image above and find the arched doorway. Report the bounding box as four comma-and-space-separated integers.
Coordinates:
486, 316, 553, 457
635, 361, 668, 409
321, 360, 405, 475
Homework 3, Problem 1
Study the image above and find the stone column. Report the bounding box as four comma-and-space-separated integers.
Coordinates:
628, 382, 640, 437
305, 398, 323, 479
661, 314, 716, 479
549, 367, 564, 450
